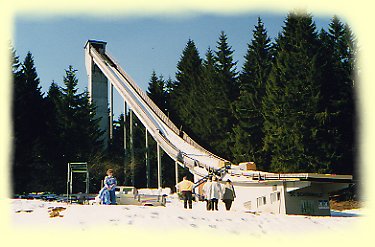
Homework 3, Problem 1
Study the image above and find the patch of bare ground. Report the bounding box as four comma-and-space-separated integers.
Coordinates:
330, 200, 361, 211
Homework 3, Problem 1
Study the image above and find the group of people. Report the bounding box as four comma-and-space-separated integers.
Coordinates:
202, 176, 236, 211
176, 176, 236, 211
98, 169, 236, 211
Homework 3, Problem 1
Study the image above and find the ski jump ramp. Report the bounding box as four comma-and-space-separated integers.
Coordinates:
84, 40, 353, 215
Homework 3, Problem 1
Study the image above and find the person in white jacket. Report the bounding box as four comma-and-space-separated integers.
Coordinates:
207, 176, 223, 211
202, 177, 212, 211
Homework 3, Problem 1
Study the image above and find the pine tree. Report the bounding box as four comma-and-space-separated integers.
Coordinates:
317, 16, 357, 175
12, 48, 26, 194
212, 31, 238, 160
164, 76, 174, 116
147, 71, 167, 113
12, 51, 46, 193
232, 18, 273, 168
169, 39, 203, 133
262, 11, 323, 172
43, 66, 104, 192
10, 46, 21, 74
42, 82, 64, 189
339, 23, 357, 175
77, 91, 104, 159
60, 66, 104, 160
215, 31, 238, 101
194, 48, 220, 149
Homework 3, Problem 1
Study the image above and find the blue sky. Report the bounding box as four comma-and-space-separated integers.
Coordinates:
14, 12, 332, 117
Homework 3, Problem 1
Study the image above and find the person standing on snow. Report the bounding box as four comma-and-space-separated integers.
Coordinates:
207, 176, 223, 211
222, 179, 236, 211
202, 176, 213, 210
177, 176, 194, 209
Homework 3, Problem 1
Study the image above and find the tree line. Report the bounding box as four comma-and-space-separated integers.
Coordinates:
11, 52, 185, 194
11, 11, 357, 194
11, 50, 105, 194
147, 12, 357, 176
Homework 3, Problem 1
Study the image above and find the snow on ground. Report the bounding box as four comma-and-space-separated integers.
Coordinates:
10, 195, 362, 237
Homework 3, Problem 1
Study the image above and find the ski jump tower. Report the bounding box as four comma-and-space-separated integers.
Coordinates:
85, 40, 170, 189
84, 40, 354, 215
85, 40, 110, 145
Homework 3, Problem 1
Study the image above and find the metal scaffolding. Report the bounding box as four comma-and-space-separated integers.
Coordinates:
66, 162, 89, 203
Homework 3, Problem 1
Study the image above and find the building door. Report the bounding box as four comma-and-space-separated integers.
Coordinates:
301, 200, 315, 215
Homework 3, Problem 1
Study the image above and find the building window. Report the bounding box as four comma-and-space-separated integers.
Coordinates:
270, 191, 281, 204
257, 196, 267, 207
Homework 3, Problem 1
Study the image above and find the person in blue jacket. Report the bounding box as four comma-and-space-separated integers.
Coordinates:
99, 169, 117, 205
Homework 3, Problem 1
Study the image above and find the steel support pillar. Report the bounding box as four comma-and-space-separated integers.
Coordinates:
86, 169, 90, 194
123, 101, 127, 185
109, 83, 114, 140
66, 167, 70, 203
145, 129, 150, 188
157, 143, 162, 189
175, 161, 179, 187
69, 169, 73, 201
129, 108, 135, 187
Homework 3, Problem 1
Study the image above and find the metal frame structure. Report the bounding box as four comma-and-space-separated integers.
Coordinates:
66, 162, 89, 203
84, 40, 353, 215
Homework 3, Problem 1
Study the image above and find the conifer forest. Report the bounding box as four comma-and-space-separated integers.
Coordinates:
11, 12, 357, 194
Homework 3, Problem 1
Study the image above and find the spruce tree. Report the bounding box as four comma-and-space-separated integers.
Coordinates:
232, 18, 273, 168
44, 66, 104, 192
43, 82, 64, 189
339, 23, 357, 175
212, 31, 238, 160
169, 39, 202, 134
215, 31, 238, 101
10, 46, 21, 74
192, 48, 222, 151
164, 76, 174, 116
147, 71, 167, 113
12, 48, 26, 194
59, 66, 103, 160
262, 11, 323, 172
317, 16, 357, 175
12, 51, 46, 193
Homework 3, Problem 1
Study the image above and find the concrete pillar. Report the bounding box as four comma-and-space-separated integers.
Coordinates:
145, 129, 150, 188
85, 40, 109, 148
157, 144, 162, 189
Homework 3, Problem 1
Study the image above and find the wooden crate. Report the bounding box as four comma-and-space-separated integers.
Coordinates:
239, 162, 257, 171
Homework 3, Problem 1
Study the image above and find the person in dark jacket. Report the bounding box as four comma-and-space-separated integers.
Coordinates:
222, 179, 236, 211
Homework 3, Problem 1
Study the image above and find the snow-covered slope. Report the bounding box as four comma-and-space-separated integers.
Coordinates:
11, 198, 361, 236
